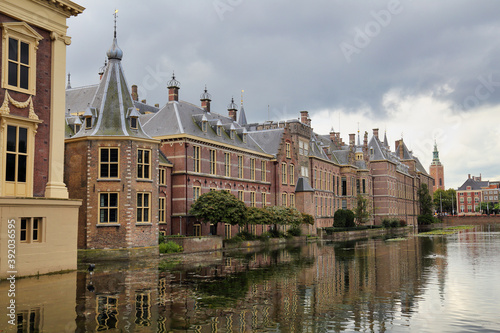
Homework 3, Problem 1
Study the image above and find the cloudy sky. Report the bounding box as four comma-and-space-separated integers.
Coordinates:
66, 0, 500, 189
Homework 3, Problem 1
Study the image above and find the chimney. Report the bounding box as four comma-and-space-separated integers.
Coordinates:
167, 73, 180, 102
300, 111, 309, 124
329, 129, 336, 142
398, 140, 404, 159
349, 133, 355, 147
307, 117, 312, 126
227, 97, 238, 121
363, 131, 368, 148
200, 86, 212, 113
468, 174, 471, 179
373, 128, 379, 139
131, 85, 138, 101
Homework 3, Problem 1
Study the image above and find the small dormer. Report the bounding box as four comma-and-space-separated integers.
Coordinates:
202, 118, 208, 132
126, 107, 141, 130
83, 106, 96, 129
214, 119, 222, 136
355, 147, 363, 160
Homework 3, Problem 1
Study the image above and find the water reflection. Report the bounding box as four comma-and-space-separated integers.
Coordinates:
2, 225, 500, 332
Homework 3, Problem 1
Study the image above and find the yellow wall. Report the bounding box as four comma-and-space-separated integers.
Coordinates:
0, 198, 81, 279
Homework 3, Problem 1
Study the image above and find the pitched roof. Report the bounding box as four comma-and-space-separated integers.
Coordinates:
458, 178, 489, 191
238, 105, 248, 126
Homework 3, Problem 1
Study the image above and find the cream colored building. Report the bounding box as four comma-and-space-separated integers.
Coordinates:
0, 0, 84, 279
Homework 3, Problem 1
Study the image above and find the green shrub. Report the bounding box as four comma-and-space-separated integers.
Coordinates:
390, 220, 400, 228
224, 236, 243, 244
159, 241, 183, 254
287, 226, 302, 237
333, 209, 355, 228
382, 218, 391, 228
158, 232, 165, 244
237, 231, 257, 241
418, 214, 436, 225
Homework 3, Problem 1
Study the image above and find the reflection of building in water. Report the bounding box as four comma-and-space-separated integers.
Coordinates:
0, 272, 77, 332
74, 260, 159, 332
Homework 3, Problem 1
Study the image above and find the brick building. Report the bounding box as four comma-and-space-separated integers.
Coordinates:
429, 142, 445, 192
64, 32, 162, 250
457, 174, 499, 215
0, 0, 83, 279
65, 32, 435, 243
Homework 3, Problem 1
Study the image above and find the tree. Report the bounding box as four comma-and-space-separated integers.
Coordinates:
418, 183, 435, 225
245, 207, 272, 226
265, 206, 303, 231
418, 183, 434, 216
354, 194, 371, 224
333, 209, 355, 228
189, 190, 247, 227
433, 188, 457, 214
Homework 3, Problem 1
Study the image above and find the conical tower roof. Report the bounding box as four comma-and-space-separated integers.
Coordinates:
73, 36, 151, 139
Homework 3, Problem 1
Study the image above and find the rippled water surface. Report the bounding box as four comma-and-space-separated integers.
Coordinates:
1, 224, 500, 332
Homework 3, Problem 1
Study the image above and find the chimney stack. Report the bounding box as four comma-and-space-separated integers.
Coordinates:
373, 128, 379, 139
167, 73, 180, 102
131, 85, 138, 101
363, 131, 368, 148
200, 86, 212, 113
300, 111, 309, 124
349, 133, 355, 147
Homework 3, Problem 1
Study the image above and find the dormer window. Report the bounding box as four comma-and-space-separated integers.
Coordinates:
74, 124, 81, 133
217, 125, 222, 136
230, 130, 235, 140
202, 120, 207, 132
130, 116, 138, 129
85, 116, 92, 129
242, 133, 247, 143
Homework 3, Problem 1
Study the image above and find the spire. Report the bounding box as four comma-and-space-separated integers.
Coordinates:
238, 90, 247, 125
66, 73, 71, 89
431, 141, 441, 165
383, 130, 388, 147
71, 11, 150, 140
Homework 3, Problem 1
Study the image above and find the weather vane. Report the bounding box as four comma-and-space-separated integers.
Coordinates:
113, 9, 118, 38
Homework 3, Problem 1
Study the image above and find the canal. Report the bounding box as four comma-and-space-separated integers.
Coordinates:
1, 224, 499, 332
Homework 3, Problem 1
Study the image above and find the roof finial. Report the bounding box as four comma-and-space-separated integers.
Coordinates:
113, 9, 118, 38
241, 89, 244, 107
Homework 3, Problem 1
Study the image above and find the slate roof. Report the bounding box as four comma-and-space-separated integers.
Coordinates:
141, 100, 270, 155
66, 84, 98, 114
238, 105, 248, 126
295, 177, 314, 192
71, 37, 151, 139
458, 178, 490, 191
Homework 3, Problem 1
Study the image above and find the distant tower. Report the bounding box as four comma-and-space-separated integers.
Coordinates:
429, 141, 445, 192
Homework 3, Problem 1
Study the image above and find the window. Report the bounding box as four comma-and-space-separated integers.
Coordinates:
202, 121, 207, 132
130, 117, 138, 129
99, 193, 118, 224
85, 116, 92, 129
301, 166, 309, 178
289, 193, 295, 208
238, 155, 243, 178
193, 186, 201, 201
217, 126, 222, 136
299, 140, 308, 156
193, 146, 201, 173
137, 192, 150, 223
250, 191, 256, 207
225, 224, 232, 239
261, 161, 266, 181
2, 23, 42, 94
290, 164, 295, 185
250, 158, 256, 180
5, 125, 28, 195
286, 142, 291, 158
137, 149, 151, 179
314, 169, 318, 188
16, 308, 41, 332
320, 171, 323, 190
159, 168, 166, 185
356, 179, 360, 194
262, 192, 267, 207
210, 149, 216, 175
341, 177, 347, 196
100, 148, 119, 178
159, 197, 166, 224
224, 152, 231, 177
282, 193, 287, 206
19, 217, 43, 243
194, 224, 201, 236
238, 190, 244, 201
282, 163, 287, 185
362, 179, 366, 194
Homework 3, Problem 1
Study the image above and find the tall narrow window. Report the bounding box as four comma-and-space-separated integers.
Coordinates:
193, 186, 201, 201
7, 38, 30, 90
250, 158, 256, 180
20, 218, 28, 242
210, 149, 216, 175
289, 164, 295, 185
96, 296, 118, 330
282, 163, 287, 185
99, 193, 118, 224
238, 190, 244, 201
137, 192, 150, 223
5, 125, 28, 190
159, 168, 166, 185
261, 161, 266, 182
362, 179, 366, 194
100, 148, 119, 178
238, 156, 243, 178
262, 192, 267, 207
224, 153, 231, 177
250, 191, 256, 207
282, 193, 287, 206
159, 197, 166, 224
137, 149, 151, 179
32, 217, 41, 242
341, 177, 347, 196
289, 193, 295, 208
286, 142, 291, 158
193, 146, 201, 173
